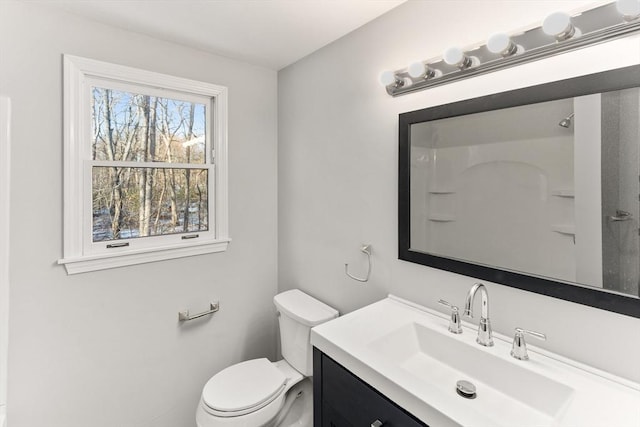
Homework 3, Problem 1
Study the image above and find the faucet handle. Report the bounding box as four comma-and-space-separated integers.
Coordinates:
438, 299, 463, 334
511, 327, 546, 360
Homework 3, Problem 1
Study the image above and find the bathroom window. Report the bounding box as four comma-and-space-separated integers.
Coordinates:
59, 55, 229, 274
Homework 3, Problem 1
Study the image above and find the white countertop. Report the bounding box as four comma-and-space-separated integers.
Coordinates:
311, 295, 640, 427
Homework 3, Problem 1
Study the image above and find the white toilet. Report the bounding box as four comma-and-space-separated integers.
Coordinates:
196, 289, 338, 427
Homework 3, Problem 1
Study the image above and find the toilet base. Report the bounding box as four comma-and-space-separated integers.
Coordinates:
272, 378, 312, 427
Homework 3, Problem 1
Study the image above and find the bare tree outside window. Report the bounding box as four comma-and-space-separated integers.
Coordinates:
91, 87, 208, 242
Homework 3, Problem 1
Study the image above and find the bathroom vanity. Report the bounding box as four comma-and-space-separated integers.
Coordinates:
313, 349, 426, 427
311, 295, 640, 427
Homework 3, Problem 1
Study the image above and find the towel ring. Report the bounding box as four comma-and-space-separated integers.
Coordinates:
345, 244, 372, 282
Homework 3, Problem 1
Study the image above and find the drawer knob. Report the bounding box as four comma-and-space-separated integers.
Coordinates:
371, 421, 384, 427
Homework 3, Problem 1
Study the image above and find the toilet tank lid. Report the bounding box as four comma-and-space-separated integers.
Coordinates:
274, 289, 338, 327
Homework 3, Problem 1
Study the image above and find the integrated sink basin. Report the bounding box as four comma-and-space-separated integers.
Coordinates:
311, 295, 640, 427
371, 322, 574, 426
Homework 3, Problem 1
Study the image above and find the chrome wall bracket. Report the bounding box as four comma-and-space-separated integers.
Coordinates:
383, 2, 640, 96
178, 301, 219, 322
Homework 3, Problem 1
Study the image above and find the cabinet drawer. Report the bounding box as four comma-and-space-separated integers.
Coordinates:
319, 352, 427, 427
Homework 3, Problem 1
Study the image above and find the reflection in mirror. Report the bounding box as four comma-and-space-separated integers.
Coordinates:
410, 89, 639, 297
601, 89, 639, 297
399, 66, 640, 317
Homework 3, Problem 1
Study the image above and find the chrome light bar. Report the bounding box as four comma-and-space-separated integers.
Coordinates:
381, 1, 640, 96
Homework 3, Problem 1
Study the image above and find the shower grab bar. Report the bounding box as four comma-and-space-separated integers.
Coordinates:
608, 210, 633, 222
178, 302, 219, 322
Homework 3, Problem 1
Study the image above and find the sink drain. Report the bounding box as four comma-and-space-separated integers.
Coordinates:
456, 380, 477, 399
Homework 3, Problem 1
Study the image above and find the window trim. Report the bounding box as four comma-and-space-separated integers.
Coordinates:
59, 55, 229, 274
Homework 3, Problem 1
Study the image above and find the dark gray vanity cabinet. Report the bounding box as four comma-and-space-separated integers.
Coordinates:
313, 348, 428, 427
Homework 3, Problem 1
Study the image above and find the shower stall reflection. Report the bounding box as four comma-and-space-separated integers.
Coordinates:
409, 87, 640, 297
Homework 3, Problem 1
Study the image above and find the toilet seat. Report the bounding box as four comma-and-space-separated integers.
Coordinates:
202, 358, 287, 417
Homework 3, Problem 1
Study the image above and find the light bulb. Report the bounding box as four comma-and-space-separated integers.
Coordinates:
487, 33, 519, 56
542, 12, 576, 40
616, 0, 640, 20
379, 70, 397, 87
443, 47, 463, 65
408, 62, 426, 78
379, 71, 411, 90
443, 47, 473, 69
408, 62, 439, 80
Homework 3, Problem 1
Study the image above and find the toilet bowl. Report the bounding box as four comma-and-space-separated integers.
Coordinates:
196, 290, 338, 427
196, 359, 303, 427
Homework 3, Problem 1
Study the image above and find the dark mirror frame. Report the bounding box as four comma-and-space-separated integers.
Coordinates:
399, 65, 640, 318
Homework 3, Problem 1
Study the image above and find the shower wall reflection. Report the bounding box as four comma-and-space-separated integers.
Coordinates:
409, 87, 640, 297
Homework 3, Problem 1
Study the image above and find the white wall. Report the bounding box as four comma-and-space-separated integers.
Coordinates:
278, 0, 640, 383
0, 2, 278, 427
574, 95, 603, 287
0, 95, 11, 424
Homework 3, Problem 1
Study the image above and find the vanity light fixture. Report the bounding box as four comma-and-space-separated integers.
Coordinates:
382, 1, 640, 96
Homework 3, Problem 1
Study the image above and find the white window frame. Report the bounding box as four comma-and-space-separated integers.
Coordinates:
59, 55, 229, 274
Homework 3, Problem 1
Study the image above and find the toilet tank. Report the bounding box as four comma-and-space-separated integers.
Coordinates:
273, 290, 338, 376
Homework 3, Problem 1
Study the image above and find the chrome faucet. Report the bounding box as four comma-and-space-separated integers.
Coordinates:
511, 327, 546, 360
463, 282, 493, 346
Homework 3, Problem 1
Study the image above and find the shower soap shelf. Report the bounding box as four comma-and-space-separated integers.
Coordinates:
551, 189, 575, 198
428, 214, 456, 222
551, 224, 576, 235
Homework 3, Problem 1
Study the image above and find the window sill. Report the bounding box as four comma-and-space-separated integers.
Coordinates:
58, 239, 231, 275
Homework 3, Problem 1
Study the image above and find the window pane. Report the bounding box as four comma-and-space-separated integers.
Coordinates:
92, 87, 207, 164
92, 167, 209, 242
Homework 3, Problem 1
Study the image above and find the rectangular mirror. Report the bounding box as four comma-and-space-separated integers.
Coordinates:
399, 65, 640, 318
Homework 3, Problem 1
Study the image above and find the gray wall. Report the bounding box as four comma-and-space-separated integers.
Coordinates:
0, 2, 278, 426
601, 89, 640, 296
278, 0, 640, 383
